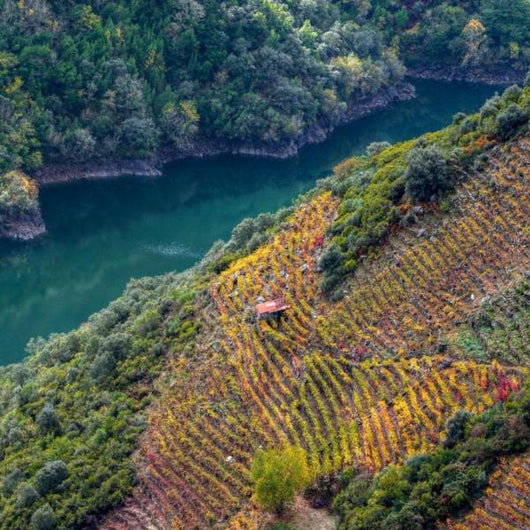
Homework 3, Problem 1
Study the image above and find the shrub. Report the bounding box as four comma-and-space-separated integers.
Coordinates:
319, 245, 345, 294
444, 410, 472, 448
35, 461, 68, 495
134, 310, 160, 336
35, 403, 61, 436
459, 118, 475, 136
404, 145, 455, 202
452, 112, 466, 125
503, 85, 522, 103
251, 447, 310, 513
367, 141, 391, 156
495, 103, 528, 139
31, 504, 56, 530
319, 245, 344, 274
2, 468, 23, 497
480, 96, 500, 121
90, 351, 117, 382
16, 484, 39, 508
0, 171, 39, 219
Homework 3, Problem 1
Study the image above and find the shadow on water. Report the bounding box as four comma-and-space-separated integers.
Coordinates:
0, 79, 500, 364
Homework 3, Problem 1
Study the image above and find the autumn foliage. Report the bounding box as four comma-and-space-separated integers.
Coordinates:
101, 137, 530, 529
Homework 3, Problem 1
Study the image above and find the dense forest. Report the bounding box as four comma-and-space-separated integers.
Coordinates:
1, 0, 530, 175
1, 0, 530, 232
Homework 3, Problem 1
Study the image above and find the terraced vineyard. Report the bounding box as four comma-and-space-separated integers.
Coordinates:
445, 452, 530, 530
450, 277, 530, 365
317, 139, 530, 360
101, 137, 530, 529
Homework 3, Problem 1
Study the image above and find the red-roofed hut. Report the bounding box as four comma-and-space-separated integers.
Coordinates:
255, 297, 290, 323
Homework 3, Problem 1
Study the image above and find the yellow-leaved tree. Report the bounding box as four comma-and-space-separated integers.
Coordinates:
251, 446, 311, 514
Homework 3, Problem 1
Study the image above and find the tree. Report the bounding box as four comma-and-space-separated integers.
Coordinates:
251, 447, 310, 513
462, 19, 486, 65
16, 484, 39, 508
2, 468, 23, 497
495, 103, 528, 139
405, 145, 455, 202
118, 117, 158, 157
160, 100, 199, 147
35, 403, 60, 436
481, 0, 530, 45
31, 504, 56, 530
444, 410, 472, 448
367, 141, 390, 157
35, 461, 68, 495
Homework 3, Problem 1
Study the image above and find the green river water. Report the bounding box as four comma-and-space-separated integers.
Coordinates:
0, 80, 498, 364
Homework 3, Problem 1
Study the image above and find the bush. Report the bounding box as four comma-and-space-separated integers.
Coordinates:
367, 141, 391, 156
444, 410, 472, 448
251, 447, 310, 513
31, 504, 56, 530
35, 461, 69, 495
36, 403, 61, 436
452, 112, 466, 125
2, 468, 23, 497
16, 484, 39, 508
0, 171, 39, 219
495, 103, 528, 139
319, 245, 344, 274
319, 245, 345, 294
404, 146, 455, 202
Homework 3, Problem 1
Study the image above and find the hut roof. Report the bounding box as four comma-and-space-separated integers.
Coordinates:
255, 298, 290, 316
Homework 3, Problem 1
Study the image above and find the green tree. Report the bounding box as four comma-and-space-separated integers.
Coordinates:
35, 403, 60, 436
30, 504, 56, 530
405, 145, 455, 202
35, 461, 68, 495
495, 103, 528, 139
481, 0, 530, 45
251, 447, 310, 513
444, 410, 472, 448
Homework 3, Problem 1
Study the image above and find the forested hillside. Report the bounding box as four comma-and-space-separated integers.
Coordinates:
0, 81, 529, 528
1, 0, 529, 171
1, 0, 530, 237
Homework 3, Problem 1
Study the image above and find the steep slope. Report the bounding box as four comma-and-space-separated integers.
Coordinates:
446, 452, 530, 530
101, 133, 530, 528
1, 84, 529, 528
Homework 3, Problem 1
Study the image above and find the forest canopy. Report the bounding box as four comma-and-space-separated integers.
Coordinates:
0, 0, 529, 179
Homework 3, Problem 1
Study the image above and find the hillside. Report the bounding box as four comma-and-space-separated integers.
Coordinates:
2, 0, 530, 237
1, 84, 530, 528
446, 451, 530, 529
101, 139, 530, 528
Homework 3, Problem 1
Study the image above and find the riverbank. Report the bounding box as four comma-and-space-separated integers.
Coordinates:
407, 65, 526, 86
10, 84, 413, 243
0, 207, 45, 241
0, 78, 500, 363
34, 83, 415, 186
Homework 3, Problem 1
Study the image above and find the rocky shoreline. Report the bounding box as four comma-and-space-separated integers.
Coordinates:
33, 83, 415, 186
407, 65, 526, 86
0, 207, 46, 241
34, 158, 162, 185
2, 69, 517, 241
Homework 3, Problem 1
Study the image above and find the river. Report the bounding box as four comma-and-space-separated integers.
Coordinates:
0, 80, 499, 364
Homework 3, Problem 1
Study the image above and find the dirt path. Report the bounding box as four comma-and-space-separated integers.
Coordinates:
270, 497, 337, 530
